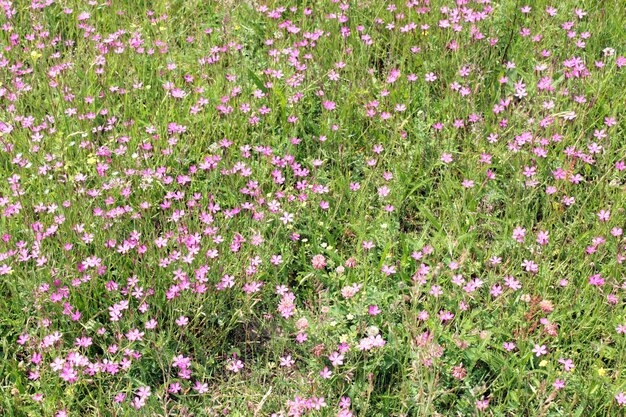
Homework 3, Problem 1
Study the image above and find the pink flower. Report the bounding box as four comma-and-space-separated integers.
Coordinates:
357, 335, 386, 351
441, 153, 453, 164
175, 316, 189, 327
381, 264, 396, 276
227, 358, 244, 373
368, 305, 381, 316
136, 386, 151, 399
532, 344, 547, 357
588, 274, 605, 286
322, 101, 336, 111
341, 283, 362, 299
312, 255, 327, 270
319, 366, 332, 379
503, 342, 516, 351
329, 351, 344, 367
362, 240, 375, 250
280, 355, 295, 368
461, 179, 474, 188
512, 226, 526, 243
194, 381, 209, 394
597, 209, 610, 222
476, 399, 489, 410
536, 230, 549, 245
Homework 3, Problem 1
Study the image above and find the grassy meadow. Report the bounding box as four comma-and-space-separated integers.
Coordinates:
1, 0, 626, 416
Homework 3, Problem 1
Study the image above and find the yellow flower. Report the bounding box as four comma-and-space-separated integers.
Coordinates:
30, 50, 42, 60
598, 367, 607, 377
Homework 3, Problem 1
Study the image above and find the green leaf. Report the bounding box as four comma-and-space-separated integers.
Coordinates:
248, 70, 267, 93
